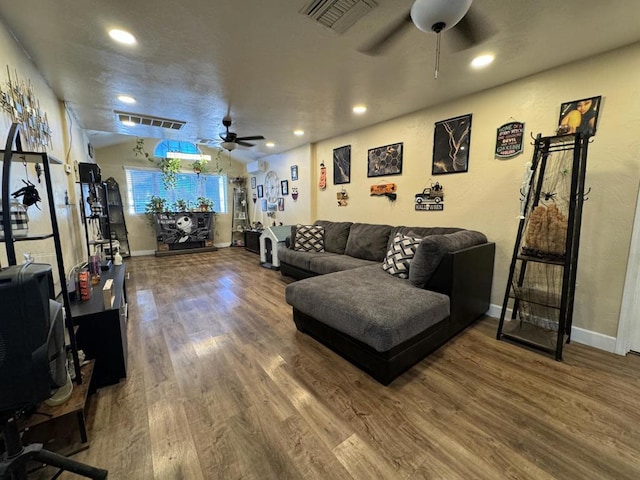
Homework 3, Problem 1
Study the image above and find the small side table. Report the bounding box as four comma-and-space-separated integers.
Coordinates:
244, 230, 261, 254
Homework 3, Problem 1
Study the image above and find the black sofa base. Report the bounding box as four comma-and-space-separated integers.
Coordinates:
293, 307, 458, 385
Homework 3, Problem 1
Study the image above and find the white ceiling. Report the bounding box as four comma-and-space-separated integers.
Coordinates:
1, 0, 639, 162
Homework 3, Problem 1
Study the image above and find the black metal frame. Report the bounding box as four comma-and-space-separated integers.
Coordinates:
497, 133, 591, 360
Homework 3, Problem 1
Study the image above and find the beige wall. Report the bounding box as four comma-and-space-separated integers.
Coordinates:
249, 144, 313, 228
95, 138, 247, 252
0, 17, 88, 287
308, 42, 640, 339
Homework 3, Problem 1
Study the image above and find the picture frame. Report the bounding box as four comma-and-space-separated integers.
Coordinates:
432, 114, 472, 175
281, 180, 289, 195
367, 142, 403, 177
257, 184, 264, 198
333, 145, 351, 184
250, 176, 256, 189
291, 165, 298, 181
558, 95, 601, 136
278, 197, 284, 211
261, 199, 267, 211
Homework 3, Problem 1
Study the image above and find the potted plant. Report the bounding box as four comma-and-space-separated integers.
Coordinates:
144, 195, 167, 226
197, 196, 214, 212
174, 199, 188, 212
192, 158, 209, 176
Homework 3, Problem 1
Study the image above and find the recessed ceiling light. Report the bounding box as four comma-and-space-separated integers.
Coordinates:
109, 29, 136, 45
266, 142, 275, 148
294, 130, 304, 136
471, 54, 494, 69
117, 95, 136, 104
353, 105, 367, 114
121, 120, 136, 127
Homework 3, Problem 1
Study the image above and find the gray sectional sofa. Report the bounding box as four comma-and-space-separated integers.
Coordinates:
281, 220, 495, 385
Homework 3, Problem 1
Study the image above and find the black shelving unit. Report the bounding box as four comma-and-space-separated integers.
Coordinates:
79, 180, 114, 265
1, 122, 82, 382
104, 177, 130, 257
497, 133, 591, 360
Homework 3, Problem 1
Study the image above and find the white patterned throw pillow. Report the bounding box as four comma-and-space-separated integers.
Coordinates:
382, 233, 422, 278
294, 224, 325, 252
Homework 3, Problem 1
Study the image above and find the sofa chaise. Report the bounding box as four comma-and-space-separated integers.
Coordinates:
281, 220, 495, 385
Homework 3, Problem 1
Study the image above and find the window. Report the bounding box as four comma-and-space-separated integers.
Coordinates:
153, 139, 200, 158
125, 168, 228, 214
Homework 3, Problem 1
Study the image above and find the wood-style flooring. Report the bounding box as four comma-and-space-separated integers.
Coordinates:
33, 247, 640, 479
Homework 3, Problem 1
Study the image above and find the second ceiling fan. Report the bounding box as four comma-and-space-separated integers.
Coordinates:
219, 116, 265, 151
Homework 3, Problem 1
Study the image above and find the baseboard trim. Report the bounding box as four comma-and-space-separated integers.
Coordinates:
131, 249, 155, 257
487, 303, 618, 354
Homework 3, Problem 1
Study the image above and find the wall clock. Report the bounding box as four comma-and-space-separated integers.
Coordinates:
264, 170, 279, 204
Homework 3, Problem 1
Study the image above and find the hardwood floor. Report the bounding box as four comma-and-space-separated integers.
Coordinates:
34, 247, 640, 479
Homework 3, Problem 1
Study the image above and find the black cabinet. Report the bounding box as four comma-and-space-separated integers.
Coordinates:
244, 230, 261, 254
71, 265, 128, 388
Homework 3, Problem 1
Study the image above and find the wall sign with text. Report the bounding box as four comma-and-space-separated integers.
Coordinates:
495, 121, 525, 159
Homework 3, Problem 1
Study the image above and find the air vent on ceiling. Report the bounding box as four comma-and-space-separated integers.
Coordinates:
300, 0, 377, 34
115, 111, 186, 130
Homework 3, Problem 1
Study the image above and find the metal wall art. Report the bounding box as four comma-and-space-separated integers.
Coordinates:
368, 142, 403, 177
432, 114, 472, 174
0, 66, 52, 151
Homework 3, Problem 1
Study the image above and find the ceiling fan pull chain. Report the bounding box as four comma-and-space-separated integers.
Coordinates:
434, 30, 441, 79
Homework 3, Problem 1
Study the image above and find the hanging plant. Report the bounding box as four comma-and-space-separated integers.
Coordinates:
133, 138, 182, 189
192, 157, 209, 176
213, 148, 224, 174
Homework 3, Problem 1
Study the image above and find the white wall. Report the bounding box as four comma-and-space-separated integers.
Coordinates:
309, 43, 640, 339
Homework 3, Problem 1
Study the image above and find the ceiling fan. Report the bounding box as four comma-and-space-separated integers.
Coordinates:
360, 0, 493, 76
219, 116, 265, 151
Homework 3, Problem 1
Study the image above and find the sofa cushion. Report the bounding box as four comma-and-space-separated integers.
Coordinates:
382, 233, 422, 279
279, 246, 338, 271
285, 265, 450, 352
309, 254, 377, 275
294, 225, 325, 252
409, 230, 488, 288
344, 223, 393, 261
313, 220, 352, 254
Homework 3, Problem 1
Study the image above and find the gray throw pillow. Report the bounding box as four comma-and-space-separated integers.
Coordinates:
409, 230, 488, 288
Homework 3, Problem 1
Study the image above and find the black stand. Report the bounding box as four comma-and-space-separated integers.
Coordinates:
1, 416, 108, 480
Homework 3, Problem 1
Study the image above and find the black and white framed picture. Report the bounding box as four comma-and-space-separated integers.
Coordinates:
432, 114, 472, 175
333, 145, 351, 184
367, 142, 403, 177
558, 95, 601, 136
291, 165, 298, 181
250, 176, 256, 189
281, 180, 289, 195
257, 184, 264, 198
278, 197, 284, 211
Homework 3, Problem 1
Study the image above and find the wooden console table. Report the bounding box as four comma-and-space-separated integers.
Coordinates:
71, 265, 128, 389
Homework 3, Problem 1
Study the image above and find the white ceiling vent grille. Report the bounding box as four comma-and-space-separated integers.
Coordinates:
300, 0, 377, 34
115, 111, 186, 130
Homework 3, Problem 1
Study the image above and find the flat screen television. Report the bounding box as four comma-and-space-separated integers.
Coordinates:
0, 263, 67, 412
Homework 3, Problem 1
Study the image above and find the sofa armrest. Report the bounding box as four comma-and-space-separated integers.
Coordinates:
426, 242, 495, 334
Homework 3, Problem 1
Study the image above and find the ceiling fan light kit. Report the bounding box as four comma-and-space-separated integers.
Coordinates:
221, 141, 237, 151
410, 0, 472, 33
219, 115, 265, 150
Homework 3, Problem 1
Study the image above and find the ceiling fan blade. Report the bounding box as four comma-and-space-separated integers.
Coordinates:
448, 6, 494, 51
358, 11, 413, 56
235, 135, 265, 142
236, 140, 255, 147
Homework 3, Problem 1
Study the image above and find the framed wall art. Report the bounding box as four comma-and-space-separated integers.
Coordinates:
291, 165, 298, 181
367, 142, 403, 177
432, 114, 472, 175
558, 95, 601, 136
257, 184, 264, 198
333, 145, 351, 184
278, 197, 284, 211
251, 176, 256, 189
281, 180, 289, 195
